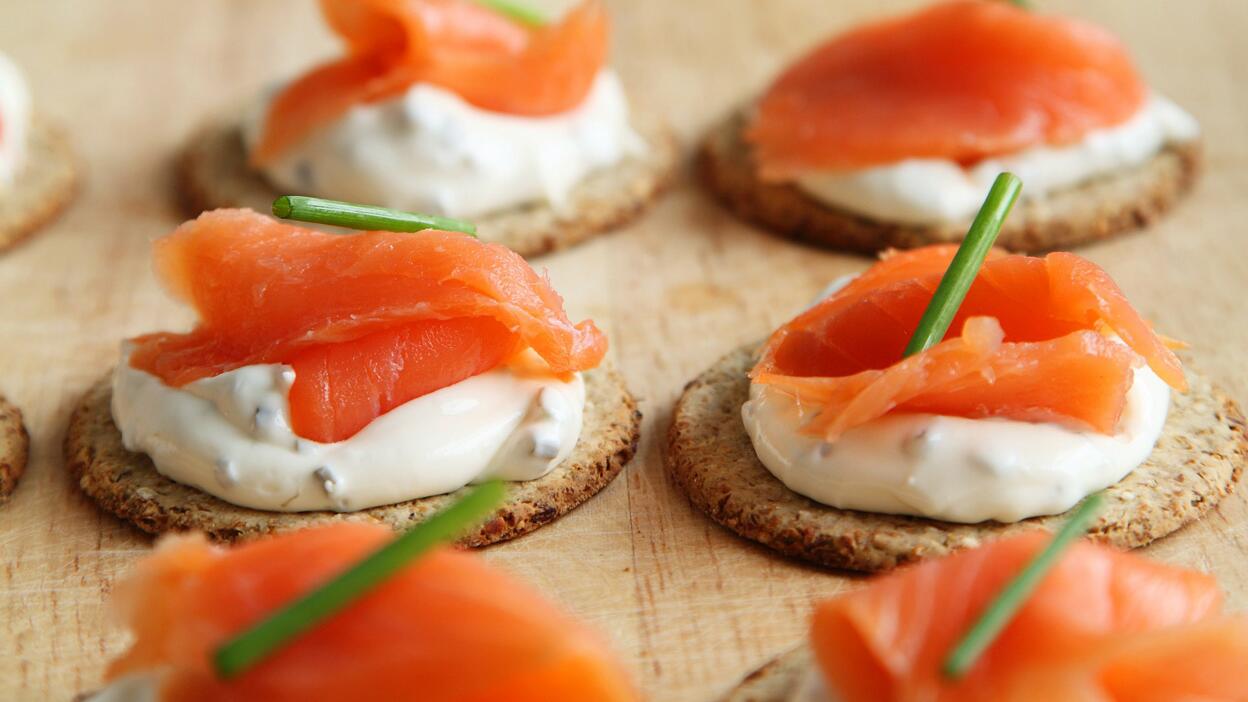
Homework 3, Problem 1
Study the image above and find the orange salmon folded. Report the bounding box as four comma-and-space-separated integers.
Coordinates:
105, 523, 638, 701
748, 0, 1147, 178
128, 209, 606, 442
751, 245, 1184, 440
810, 532, 1248, 702
253, 0, 610, 166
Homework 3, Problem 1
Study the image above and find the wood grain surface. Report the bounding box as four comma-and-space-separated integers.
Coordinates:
1, 1, 1246, 700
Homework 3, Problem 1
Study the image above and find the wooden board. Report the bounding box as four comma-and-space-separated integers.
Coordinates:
1, 1, 1246, 699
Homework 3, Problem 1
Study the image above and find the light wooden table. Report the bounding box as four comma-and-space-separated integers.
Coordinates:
1, 1, 1246, 700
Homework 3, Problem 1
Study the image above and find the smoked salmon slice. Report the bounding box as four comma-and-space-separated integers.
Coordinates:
285, 318, 520, 442
128, 208, 606, 443
810, 532, 1248, 702
105, 523, 638, 701
752, 245, 1184, 439
748, 0, 1148, 178
252, 0, 610, 166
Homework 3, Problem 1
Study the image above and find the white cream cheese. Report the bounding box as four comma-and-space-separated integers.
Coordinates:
0, 53, 31, 187
112, 351, 585, 512
82, 673, 160, 702
242, 70, 644, 218
742, 363, 1170, 524
794, 95, 1200, 225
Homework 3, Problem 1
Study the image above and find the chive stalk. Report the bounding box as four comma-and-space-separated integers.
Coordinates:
213, 481, 505, 679
474, 0, 546, 26
272, 196, 477, 236
902, 172, 1022, 357
941, 492, 1104, 679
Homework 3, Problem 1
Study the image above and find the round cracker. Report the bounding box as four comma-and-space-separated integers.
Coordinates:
0, 394, 28, 503
0, 118, 78, 253
176, 115, 679, 258
65, 366, 640, 543
699, 108, 1202, 254
667, 345, 1247, 573
720, 647, 811, 702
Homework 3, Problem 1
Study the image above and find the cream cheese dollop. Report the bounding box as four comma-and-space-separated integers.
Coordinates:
82, 674, 160, 702
794, 94, 1200, 225
111, 350, 586, 512
242, 70, 644, 218
742, 362, 1169, 524
0, 53, 31, 187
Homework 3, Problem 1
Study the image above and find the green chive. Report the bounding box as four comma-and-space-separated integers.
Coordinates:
213, 481, 505, 679
272, 196, 477, 236
473, 0, 546, 27
1007, 0, 1032, 8
902, 172, 1022, 357
941, 492, 1104, 679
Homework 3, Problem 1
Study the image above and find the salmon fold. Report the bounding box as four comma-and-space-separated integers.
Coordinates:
253, 0, 610, 165
128, 209, 607, 442
751, 245, 1185, 440
105, 523, 638, 702
809, 532, 1248, 702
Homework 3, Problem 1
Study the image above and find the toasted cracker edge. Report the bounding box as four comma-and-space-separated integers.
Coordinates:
666, 344, 1247, 572
0, 394, 29, 503
0, 118, 79, 253
699, 108, 1202, 254
65, 366, 640, 544
176, 114, 679, 258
